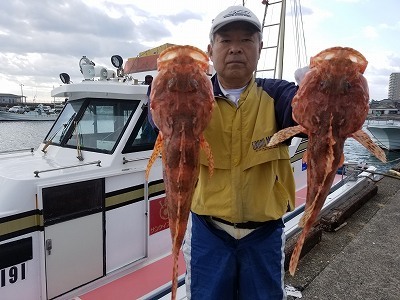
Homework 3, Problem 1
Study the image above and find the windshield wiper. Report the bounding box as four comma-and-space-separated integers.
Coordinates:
41, 113, 76, 153
59, 113, 76, 142
73, 121, 84, 161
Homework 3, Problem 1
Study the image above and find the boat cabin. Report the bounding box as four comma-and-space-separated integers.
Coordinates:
0, 55, 172, 300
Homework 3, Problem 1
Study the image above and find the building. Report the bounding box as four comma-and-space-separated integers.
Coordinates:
369, 99, 399, 116
0, 93, 24, 105
388, 72, 400, 100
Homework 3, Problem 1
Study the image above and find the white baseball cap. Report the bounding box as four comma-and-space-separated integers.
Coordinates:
209, 6, 262, 40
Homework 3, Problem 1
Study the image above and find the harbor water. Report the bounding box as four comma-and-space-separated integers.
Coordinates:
0, 121, 400, 172
0, 121, 53, 152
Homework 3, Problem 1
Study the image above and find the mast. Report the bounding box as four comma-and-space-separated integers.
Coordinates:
249, 0, 307, 81
277, 0, 286, 79
250, 0, 286, 79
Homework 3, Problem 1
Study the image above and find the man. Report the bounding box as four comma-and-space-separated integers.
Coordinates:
183, 6, 299, 299
144, 74, 153, 85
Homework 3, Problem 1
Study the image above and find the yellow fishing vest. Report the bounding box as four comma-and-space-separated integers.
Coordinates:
191, 80, 296, 222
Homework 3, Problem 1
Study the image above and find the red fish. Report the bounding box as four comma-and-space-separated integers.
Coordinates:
145, 45, 214, 299
267, 47, 386, 275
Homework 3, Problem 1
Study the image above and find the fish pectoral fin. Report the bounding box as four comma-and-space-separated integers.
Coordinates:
302, 150, 308, 164
352, 130, 387, 163
299, 200, 316, 228
145, 133, 163, 180
200, 134, 214, 178
339, 153, 345, 166
267, 125, 305, 147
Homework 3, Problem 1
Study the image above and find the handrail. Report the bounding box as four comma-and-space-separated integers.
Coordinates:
0, 148, 34, 155
33, 160, 101, 177
122, 156, 150, 164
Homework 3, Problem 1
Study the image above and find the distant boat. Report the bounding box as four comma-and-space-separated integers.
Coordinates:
366, 119, 400, 150
0, 104, 59, 121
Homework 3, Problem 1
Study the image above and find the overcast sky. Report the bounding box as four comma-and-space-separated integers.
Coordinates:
1, 0, 399, 103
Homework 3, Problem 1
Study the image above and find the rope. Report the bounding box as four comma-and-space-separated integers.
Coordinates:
290, 0, 308, 68
344, 162, 400, 181
74, 121, 84, 161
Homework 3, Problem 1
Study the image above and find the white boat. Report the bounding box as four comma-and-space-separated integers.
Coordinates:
366, 119, 400, 151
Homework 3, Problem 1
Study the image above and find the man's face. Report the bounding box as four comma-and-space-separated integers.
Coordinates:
208, 22, 262, 89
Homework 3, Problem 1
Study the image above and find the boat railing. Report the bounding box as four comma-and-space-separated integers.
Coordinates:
342, 163, 362, 181
365, 119, 399, 126
122, 156, 150, 164
33, 160, 102, 177
0, 148, 35, 155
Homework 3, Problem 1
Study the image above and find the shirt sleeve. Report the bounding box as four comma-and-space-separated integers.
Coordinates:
255, 78, 298, 130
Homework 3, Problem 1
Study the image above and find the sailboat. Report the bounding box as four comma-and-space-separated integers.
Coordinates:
0, 2, 380, 300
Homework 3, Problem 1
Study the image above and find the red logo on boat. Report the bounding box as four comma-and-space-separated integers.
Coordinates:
149, 197, 169, 235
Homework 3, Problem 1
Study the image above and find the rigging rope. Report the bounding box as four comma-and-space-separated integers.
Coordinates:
290, 0, 308, 68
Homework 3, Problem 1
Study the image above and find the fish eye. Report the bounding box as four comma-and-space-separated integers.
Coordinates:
341, 81, 351, 92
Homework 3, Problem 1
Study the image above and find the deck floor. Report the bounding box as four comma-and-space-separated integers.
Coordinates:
79, 253, 185, 300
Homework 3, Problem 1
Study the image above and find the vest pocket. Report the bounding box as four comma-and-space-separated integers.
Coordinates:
242, 145, 290, 171
271, 177, 291, 215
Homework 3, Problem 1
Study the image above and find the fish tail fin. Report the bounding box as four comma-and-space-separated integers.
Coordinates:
170, 208, 181, 300
200, 134, 214, 178
145, 133, 163, 180
289, 229, 307, 276
352, 129, 387, 163
292, 196, 323, 275
171, 245, 179, 300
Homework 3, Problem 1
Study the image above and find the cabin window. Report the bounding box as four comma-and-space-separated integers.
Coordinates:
44, 100, 83, 145
42, 179, 104, 225
45, 98, 140, 153
122, 104, 158, 153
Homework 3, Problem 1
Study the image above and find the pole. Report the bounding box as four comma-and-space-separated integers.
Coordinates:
20, 83, 24, 103
277, 0, 286, 80
53, 85, 56, 108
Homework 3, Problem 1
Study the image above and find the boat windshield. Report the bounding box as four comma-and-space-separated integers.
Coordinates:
45, 98, 139, 153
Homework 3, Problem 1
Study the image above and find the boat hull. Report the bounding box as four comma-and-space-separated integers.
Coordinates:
367, 122, 400, 151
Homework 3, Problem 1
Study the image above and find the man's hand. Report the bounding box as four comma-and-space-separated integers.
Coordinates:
294, 66, 310, 85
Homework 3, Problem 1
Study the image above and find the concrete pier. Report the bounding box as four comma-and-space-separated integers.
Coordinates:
285, 165, 400, 299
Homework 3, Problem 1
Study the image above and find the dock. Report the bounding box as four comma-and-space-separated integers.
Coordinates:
284, 164, 400, 299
